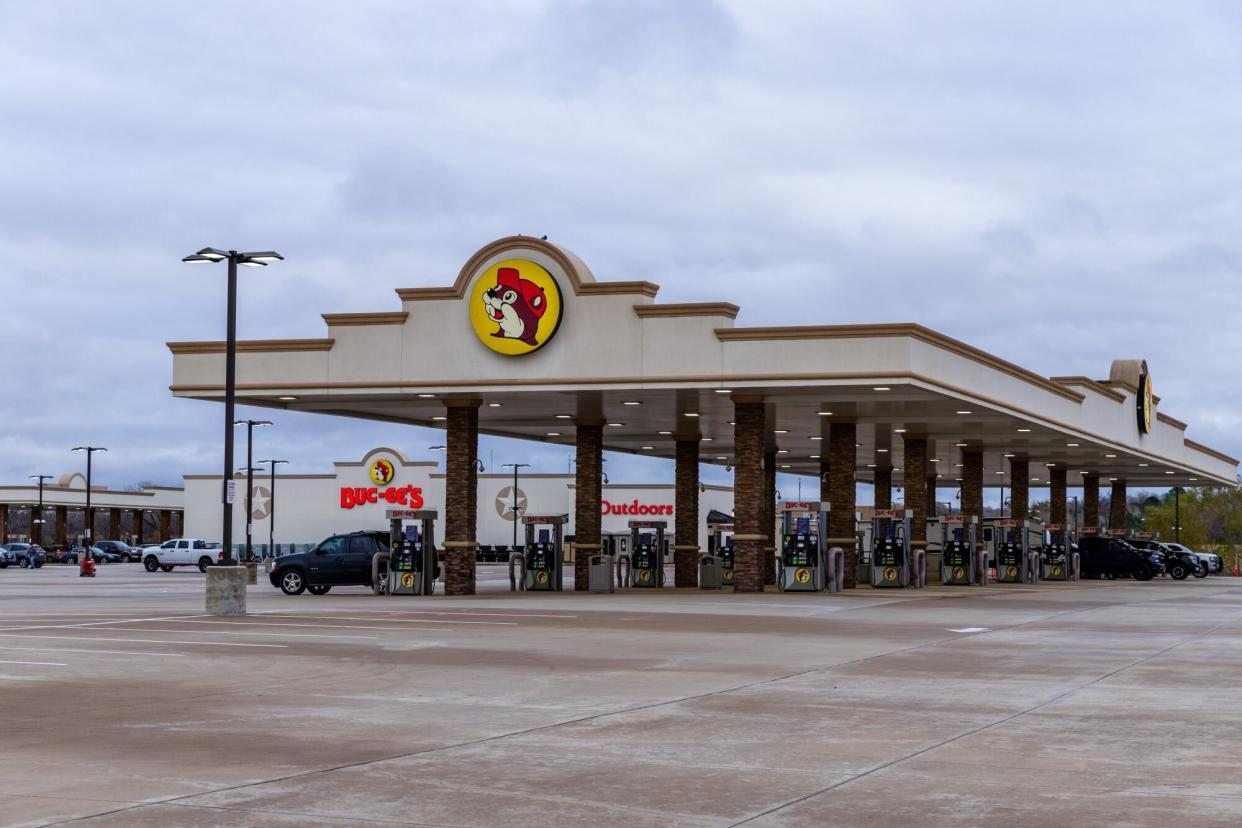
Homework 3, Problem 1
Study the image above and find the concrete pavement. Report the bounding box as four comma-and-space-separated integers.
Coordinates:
0, 564, 1239, 826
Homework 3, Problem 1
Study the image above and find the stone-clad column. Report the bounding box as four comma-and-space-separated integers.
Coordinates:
674, 439, 700, 588
926, 473, 938, 519
130, 509, 142, 545
1050, 467, 1067, 526
56, 506, 68, 546
0, 506, 7, 542
573, 419, 604, 591
763, 447, 777, 585
962, 450, 983, 524
109, 508, 121, 540
903, 436, 928, 547
443, 399, 481, 595
874, 466, 892, 510
29, 506, 39, 544
159, 510, 171, 542
1010, 457, 1029, 520
731, 396, 766, 593
1110, 479, 1127, 534
827, 422, 858, 588
1082, 474, 1100, 529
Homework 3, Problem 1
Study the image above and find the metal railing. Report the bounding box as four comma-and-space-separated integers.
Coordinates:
615, 553, 631, 589
508, 551, 526, 591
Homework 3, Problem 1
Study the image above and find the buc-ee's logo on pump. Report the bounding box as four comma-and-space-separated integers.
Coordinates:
469, 259, 564, 356
340, 459, 422, 509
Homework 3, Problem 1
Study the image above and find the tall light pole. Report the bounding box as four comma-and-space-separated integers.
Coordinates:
28, 475, 52, 545
257, 458, 288, 557
501, 463, 530, 549
183, 247, 282, 565
234, 419, 272, 562
1174, 486, 1182, 543
71, 447, 106, 548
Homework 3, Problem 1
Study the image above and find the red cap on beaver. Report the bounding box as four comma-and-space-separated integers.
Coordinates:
496, 267, 547, 318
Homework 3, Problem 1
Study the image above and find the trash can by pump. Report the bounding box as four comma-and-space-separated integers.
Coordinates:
697, 555, 723, 590
589, 554, 615, 593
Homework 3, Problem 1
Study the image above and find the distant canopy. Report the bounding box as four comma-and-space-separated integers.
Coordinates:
706, 509, 734, 525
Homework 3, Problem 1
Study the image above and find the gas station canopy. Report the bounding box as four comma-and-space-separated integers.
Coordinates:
168, 236, 1237, 489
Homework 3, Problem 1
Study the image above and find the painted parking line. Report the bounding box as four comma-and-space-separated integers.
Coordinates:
263, 609, 580, 619
0, 659, 67, 666
0, 614, 209, 633
0, 634, 288, 648
246, 614, 516, 626
0, 646, 187, 657
119, 627, 382, 639
159, 618, 488, 631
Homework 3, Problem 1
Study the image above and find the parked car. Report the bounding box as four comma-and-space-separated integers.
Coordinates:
1161, 542, 1221, 575
269, 531, 395, 595
1, 543, 46, 568
1131, 541, 1204, 580
1076, 536, 1160, 581
47, 547, 81, 565
94, 540, 139, 562
74, 546, 122, 563
0, 547, 14, 568
142, 539, 225, 573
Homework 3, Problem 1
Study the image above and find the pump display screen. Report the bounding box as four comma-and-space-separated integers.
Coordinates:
783, 534, 815, 566
633, 546, 657, 569
1043, 544, 1066, 561
943, 542, 969, 567
997, 544, 1021, 566
527, 543, 552, 571
873, 540, 902, 567
718, 547, 734, 567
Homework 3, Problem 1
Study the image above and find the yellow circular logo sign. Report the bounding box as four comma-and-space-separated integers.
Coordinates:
722, 568, 733, 580
639, 570, 651, 582
400, 572, 414, 589
883, 567, 897, 582
1138, 370, 1154, 434
952, 566, 965, 581
369, 459, 396, 485
535, 571, 549, 585
1051, 564, 1062, 577
469, 259, 564, 356
795, 568, 811, 584
1006, 565, 1018, 578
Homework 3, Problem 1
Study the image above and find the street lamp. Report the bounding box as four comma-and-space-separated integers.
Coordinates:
28, 475, 52, 545
501, 463, 530, 549
71, 447, 106, 548
234, 419, 272, 562
1173, 486, 1182, 543
183, 247, 282, 566
257, 459, 288, 558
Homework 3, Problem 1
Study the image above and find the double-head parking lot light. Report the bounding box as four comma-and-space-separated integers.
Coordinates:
71, 447, 106, 547
183, 248, 282, 565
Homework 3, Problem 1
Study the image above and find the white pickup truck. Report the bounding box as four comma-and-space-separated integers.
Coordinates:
142, 539, 225, 573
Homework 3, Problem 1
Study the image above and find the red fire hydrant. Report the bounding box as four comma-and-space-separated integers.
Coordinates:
79, 556, 96, 578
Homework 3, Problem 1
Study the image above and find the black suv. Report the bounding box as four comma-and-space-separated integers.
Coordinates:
1077, 536, 1160, 581
269, 531, 392, 595
1130, 539, 1203, 580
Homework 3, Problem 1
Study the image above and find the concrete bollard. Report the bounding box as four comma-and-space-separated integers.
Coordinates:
245, 561, 258, 585
206, 566, 247, 616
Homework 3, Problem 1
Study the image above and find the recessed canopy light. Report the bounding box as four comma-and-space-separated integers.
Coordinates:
641, 445, 654, 450
417, 393, 435, 399
607, 423, 623, 428
818, 411, 833, 416
1109, 477, 1118, 481
810, 436, 823, 441
955, 477, 963, 481
995, 471, 1005, 475
774, 429, 789, 434
1138, 462, 1149, 467
777, 449, 789, 455
930, 458, 940, 463
856, 443, 862, 447
729, 421, 735, 426
684, 412, 700, 418
937, 474, 943, 478
1032, 478, 1041, 482
701, 437, 713, 442
658, 430, 672, 435
622, 401, 642, 406
1017, 428, 1032, 433
955, 463, 963, 467
893, 428, 907, 433
278, 396, 298, 401
866, 463, 877, 468
955, 442, 968, 447
716, 455, 728, 460
546, 432, 561, 437
555, 414, 572, 419
877, 448, 889, 453
810, 454, 820, 459
1165, 470, 1175, 475
780, 464, 791, 469
431, 416, 446, 421
1045, 463, 1055, 467
1004, 453, 1015, 458
873, 386, 891, 391
956, 410, 972, 415
1105, 454, 1117, 458
488, 402, 502, 408
1067, 442, 1079, 447
1189, 477, 1198, 481
714, 389, 732, 394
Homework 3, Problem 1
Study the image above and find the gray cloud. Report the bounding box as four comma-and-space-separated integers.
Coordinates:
1, 0, 1239, 499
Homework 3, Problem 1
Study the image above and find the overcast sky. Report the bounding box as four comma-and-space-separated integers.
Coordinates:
2, 1, 1240, 503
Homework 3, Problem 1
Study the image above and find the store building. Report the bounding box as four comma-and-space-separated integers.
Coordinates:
169, 235, 1238, 594
0, 473, 183, 546
183, 447, 733, 554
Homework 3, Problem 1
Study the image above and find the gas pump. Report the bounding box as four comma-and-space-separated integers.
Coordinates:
523, 514, 567, 591
994, 519, 1026, 583
384, 509, 438, 596
1041, 524, 1071, 580
707, 521, 735, 586
778, 501, 829, 592
870, 509, 911, 588
628, 520, 666, 587
940, 515, 977, 585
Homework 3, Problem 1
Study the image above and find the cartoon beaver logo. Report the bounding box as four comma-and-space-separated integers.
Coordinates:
369, 459, 395, 485
482, 266, 547, 346
469, 259, 563, 356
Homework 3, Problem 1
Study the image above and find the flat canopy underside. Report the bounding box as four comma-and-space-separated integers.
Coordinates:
223, 383, 1228, 488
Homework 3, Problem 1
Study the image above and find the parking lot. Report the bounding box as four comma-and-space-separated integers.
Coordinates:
0, 565, 1239, 827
